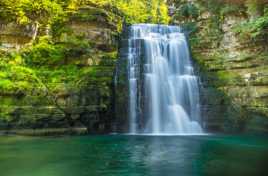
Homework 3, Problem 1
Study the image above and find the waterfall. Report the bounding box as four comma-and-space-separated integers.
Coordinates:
126, 24, 202, 134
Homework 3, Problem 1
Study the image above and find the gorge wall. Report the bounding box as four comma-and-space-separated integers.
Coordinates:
169, 0, 268, 132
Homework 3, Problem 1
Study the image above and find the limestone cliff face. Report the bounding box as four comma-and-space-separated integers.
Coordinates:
0, 5, 119, 133
0, 23, 33, 50
169, 0, 268, 132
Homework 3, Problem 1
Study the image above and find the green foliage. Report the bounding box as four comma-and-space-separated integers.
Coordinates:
179, 3, 199, 20
198, 0, 224, 14
62, 35, 91, 58
0, 62, 40, 94
0, 0, 65, 24
171, 1, 200, 35
229, 1, 268, 40
23, 35, 91, 66
245, 0, 264, 17
0, 0, 170, 34
70, 6, 108, 22
80, 0, 170, 24
220, 4, 246, 16
172, 1, 200, 23
233, 7, 268, 40
23, 37, 65, 66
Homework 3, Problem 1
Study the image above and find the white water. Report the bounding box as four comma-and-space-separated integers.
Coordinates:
127, 24, 202, 134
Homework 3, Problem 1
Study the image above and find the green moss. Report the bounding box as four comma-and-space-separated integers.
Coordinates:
217, 71, 241, 83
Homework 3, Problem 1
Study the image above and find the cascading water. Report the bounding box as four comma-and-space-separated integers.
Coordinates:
126, 24, 202, 134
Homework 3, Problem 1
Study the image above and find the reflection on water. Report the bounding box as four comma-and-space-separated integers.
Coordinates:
0, 135, 268, 176
127, 136, 202, 176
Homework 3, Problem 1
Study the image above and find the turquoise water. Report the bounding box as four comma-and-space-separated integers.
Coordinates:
0, 135, 268, 176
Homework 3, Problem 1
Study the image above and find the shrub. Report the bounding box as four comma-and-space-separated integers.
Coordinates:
23, 37, 65, 66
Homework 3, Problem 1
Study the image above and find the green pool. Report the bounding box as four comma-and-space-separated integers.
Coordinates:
0, 134, 268, 176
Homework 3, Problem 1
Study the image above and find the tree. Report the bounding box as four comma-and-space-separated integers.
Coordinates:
0, 0, 64, 42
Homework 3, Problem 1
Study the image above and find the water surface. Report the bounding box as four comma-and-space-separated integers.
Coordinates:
0, 135, 268, 176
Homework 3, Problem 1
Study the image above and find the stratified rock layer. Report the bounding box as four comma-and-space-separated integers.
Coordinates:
169, 0, 268, 132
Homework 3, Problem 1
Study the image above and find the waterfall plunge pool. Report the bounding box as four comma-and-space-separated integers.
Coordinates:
0, 134, 268, 176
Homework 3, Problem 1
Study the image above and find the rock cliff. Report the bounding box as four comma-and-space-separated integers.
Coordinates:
169, 0, 268, 132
